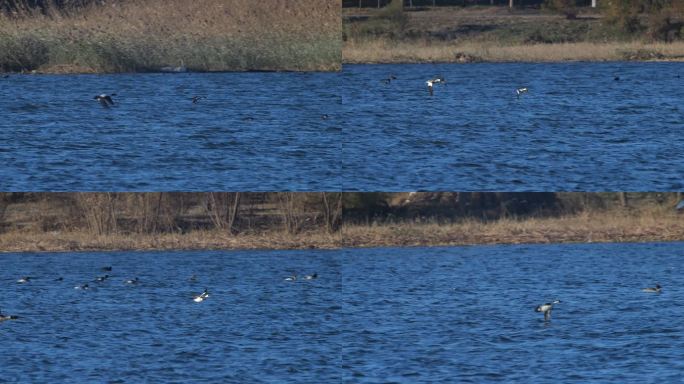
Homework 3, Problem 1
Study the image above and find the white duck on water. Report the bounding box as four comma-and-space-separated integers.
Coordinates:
193, 288, 209, 303
535, 300, 560, 321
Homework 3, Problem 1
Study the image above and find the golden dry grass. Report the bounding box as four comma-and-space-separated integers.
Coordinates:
343, 39, 684, 63
0, 229, 342, 252
2, 207, 683, 252
0, 0, 341, 73
342, 208, 684, 248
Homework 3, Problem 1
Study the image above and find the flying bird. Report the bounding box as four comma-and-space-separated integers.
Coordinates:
94, 93, 116, 107
193, 288, 209, 303
516, 87, 529, 98
426, 76, 446, 96
535, 300, 560, 321
382, 74, 397, 84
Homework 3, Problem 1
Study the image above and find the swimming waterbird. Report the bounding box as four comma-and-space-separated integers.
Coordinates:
642, 284, 662, 293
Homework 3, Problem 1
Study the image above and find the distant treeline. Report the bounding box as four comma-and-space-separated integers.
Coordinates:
1, 193, 680, 237
343, 192, 682, 223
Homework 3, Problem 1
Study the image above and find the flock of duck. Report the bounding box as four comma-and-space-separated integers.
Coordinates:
535, 283, 662, 322
382, 73, 642, 98
382, 74, 529, 98
0, 266, 319, 321
94, 93, 204, 108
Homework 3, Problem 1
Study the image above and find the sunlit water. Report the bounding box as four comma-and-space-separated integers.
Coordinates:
341, 62, 684, 191
3, 243, 684, 382
0, 250, 342, 382
0, 73, 340, 191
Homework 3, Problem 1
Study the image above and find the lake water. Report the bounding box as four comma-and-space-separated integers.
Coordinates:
3, 63, 683, 191
3, 243, 684, 382
0, 72, 340, 191
0, 250, 342, 382
341, 242, 684, 383
341, 62, 684, 191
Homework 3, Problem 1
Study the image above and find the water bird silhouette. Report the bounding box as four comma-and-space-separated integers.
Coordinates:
382, 74, 397, 84
642, 284, 662, 293
193, 288, 209, 303
516, 87, 529, 98
0, 308, 19, 322
191, 96, 205, 104
426, 76, 446, 96
94, 94, 116, 107
284, 274, 297, 282
95, 275, 109, 282
125, 277, 140, 285
17, 276, 30, 284
304, 273, 318, 280
535, 300, 560, 321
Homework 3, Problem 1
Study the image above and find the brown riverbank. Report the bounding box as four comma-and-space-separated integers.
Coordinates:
342, 210, 684, 248
2, 193, 682, 252
2, 210, 682, 253
0, 230, 342, 252
343, 40, 684, 63
343, 6, 684, 63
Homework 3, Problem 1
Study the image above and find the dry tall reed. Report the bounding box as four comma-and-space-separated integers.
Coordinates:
0, 0, 341, 72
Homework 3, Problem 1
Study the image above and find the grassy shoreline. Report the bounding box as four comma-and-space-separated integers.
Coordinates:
343, 6, 684, 64
2, 211, 683, 253
343, 40, 684, 64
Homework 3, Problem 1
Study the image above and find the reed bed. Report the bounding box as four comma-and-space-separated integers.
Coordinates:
0, 0, 341, 73
343, 39, 684, 63
2, 208, 683, 252
342, 208, 684, 248
0, 229, 342, 252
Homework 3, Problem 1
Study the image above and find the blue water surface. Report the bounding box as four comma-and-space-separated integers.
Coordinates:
0, 250, 342, 383
2, 243, 684, 382
341, 62, 684, 191
0, 72, 340, 190
342, 242, 684, 383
